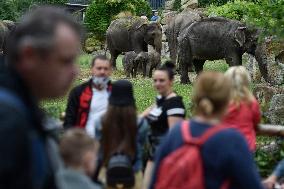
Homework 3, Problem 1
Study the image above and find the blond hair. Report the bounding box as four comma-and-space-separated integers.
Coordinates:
193, 71, 231, 116
224, 66, 254, 106
59, 128, 96, 167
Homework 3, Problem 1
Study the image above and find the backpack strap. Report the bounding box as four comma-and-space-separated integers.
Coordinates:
181, 120, 227, 146
181, 120, 230, 189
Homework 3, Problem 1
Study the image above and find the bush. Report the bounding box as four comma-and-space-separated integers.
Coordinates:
199, 0, 230, 7
84, 0, 151, 39
0, 0, 67, 21
206, 0, 284, 40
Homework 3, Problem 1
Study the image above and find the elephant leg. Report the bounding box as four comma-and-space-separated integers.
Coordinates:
179, 38, 191, 84
193, 60, 205, 74
146, 64, 151, 78
142, 62, 147, 77
110, 50, 119, 69
180, 58, 191, 84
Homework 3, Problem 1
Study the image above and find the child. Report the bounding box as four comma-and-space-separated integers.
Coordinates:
57, 128, 101, 189
222, 66, 261, 151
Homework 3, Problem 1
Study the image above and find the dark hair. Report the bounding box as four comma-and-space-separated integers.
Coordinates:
101, 105, 137, 164
157, 60, 175, 80
7, 6, 83, 64
91, 54, 110, 67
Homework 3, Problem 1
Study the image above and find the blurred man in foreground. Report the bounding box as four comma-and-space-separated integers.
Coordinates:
0, 7, 82, 189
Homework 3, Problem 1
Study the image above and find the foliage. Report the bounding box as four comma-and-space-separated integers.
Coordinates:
206, 0, 284, 40
0, 0, 67, 21
199, 0, 230, 7
255, 137, 284, 176
0, 0, 18, 20
173, 0, 182, 11
84, 0, 151, 39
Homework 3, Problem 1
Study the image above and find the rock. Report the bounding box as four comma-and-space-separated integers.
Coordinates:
243, 42, 284, 86
243, 53, 262, 83
267, 94, 284, 125
181, 0, 198, 10
253, 84, 279, 112
161, 42, 170, 58
161, 11, 178, 25
165, 0, 175, 10
84, 36, 104, 53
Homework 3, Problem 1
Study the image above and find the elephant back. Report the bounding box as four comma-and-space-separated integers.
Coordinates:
107, 17, 148, 35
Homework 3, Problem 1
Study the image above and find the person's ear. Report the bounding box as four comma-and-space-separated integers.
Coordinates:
16, 46, 39, 72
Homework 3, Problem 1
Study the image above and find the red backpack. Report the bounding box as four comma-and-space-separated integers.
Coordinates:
154, 121, 229, 189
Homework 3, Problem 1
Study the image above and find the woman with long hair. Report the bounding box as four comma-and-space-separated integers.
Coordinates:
94, 80, 148, 189
222, 66, 261, 151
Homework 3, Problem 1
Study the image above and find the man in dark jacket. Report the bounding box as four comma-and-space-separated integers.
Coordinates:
0, 7, 82, 189
63, 55, 112, 137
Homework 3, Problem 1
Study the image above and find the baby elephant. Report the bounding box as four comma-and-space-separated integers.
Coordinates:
136, 49, 161, 78
122, 51, 139, 78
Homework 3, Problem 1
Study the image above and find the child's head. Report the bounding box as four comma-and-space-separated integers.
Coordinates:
193, 71, 231, 119
224, 66, 253, 104
60, 128, 97, 176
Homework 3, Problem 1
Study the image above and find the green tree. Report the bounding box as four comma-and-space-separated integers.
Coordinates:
84, 0, 151, 39
0, 0, 67, 21
207, 0, 284, 40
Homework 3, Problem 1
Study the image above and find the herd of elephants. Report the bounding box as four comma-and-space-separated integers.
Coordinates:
1, 13, 270, 84
106, 14, 270, 84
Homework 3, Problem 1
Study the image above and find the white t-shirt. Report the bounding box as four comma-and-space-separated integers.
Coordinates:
85, 87, 109, 138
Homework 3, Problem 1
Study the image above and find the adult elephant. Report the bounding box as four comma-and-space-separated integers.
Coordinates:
0, 20, 15, 54
165, 10, 202, 65
178, 17, 270, 84
106, 17, 162, 68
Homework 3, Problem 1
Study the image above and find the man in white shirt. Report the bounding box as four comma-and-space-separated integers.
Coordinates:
64, 55, 112, 137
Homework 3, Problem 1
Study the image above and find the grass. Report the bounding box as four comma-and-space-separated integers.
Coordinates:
41, 53, 282, 176
41, 54, 227, 118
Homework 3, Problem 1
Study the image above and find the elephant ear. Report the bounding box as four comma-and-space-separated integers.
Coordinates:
234, 26, 246, 47
132, 19, 148, 31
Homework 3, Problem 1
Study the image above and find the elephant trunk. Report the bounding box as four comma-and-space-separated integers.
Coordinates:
168, 33, 177, 64
254, 44, 270, 82
153, 36, 162, 55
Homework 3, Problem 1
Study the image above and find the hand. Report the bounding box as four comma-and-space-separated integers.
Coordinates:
263, 175, 277, 189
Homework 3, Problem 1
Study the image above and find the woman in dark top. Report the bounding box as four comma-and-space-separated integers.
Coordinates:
141, 61, 185, 189
150, 71, 264, 189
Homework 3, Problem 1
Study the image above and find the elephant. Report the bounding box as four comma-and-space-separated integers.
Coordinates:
122, 51, 139, 78
136, 47, 161, 78
123, 48, 161, 78
0, 20, 15, 54
178, 17, 270, 84
106, 16, 162, 69
165, 10, 202, 65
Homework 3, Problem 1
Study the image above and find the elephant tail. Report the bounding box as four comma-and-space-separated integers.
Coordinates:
104, 41, 108, 56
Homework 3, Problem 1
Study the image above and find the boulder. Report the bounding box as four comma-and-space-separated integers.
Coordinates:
181, 0, 198, 10
253, 84, 279, 112
165, 0, 175, 10
161, 42, 170, 58
267, 94, 284, 125
161, 11, 178, 25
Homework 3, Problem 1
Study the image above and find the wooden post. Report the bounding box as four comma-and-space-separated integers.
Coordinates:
257, 124, 284, 137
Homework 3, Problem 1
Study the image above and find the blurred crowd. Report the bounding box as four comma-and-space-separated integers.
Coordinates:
0, 6, 283, 189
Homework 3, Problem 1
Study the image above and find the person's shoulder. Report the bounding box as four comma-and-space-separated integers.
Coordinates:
164, 95, 185, 115
71, 79, 91, 94
166, 95, 184, 103
209, 126, 247, 146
